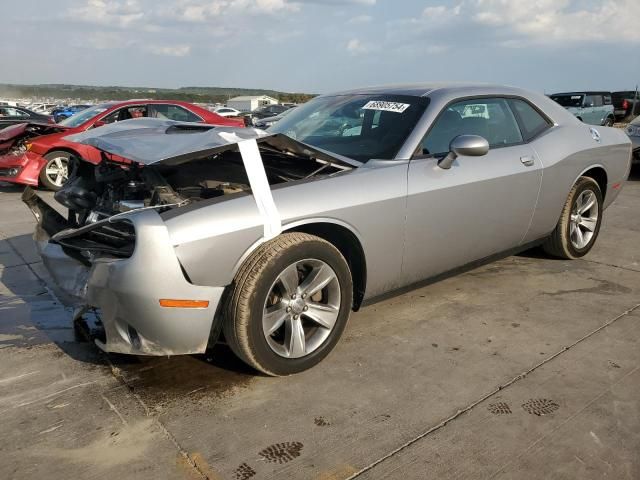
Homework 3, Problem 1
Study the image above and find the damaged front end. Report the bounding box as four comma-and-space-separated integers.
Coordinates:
0, 122, 68, 155
1, 122, 69, 183
23, 118, 356, 356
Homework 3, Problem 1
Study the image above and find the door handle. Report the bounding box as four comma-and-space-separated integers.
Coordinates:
520, 156, 535, 167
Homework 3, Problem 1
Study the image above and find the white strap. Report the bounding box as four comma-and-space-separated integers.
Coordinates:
236, 139, 282, 239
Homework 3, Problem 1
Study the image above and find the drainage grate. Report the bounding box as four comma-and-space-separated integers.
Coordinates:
522, 398, 559, 416
258, 442, 304, 464
487, 402, 512, 415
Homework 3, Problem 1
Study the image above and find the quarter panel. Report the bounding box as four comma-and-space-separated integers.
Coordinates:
524, 124, 631, 242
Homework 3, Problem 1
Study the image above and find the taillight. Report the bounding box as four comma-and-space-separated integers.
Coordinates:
622, 100, 629, 110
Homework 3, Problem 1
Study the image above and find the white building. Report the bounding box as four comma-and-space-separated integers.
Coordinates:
227, 95, 278, 112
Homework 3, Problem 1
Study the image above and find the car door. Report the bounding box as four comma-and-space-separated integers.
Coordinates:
582, 95, 598, 124
403, 97, 542, 284
591, 94, 605, 124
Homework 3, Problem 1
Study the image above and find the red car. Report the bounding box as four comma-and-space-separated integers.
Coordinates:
0, 100, 244, 190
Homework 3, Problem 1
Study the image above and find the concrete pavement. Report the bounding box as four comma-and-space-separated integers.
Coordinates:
0, 169, 639, 479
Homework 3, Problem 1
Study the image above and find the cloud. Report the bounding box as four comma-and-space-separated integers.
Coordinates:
145, 45, 192, 56
347, 14, 373, 24
415, 0, 640, 44
297, 0, 375, 4
67, 0, 144, 28
346, 38, 370, 55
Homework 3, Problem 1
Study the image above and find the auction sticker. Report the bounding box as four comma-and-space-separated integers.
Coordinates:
362, 101, 410, 113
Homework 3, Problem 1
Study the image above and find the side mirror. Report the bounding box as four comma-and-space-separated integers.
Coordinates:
93, 120, 106, 128
438, 135, 489, 169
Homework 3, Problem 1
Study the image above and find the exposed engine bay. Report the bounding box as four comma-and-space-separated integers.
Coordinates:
0, 122, 68, 155
56, 145, 349, 225
28, 138, 353, 264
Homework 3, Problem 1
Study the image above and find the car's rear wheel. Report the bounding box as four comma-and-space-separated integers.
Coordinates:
542, 176, 603, 259
223, 232, 353, 376
39, 151, 71, 191
603, 116, 614, 127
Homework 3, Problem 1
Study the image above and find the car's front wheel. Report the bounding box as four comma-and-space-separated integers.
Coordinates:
223, 232, 353, 376
542, 176, 603, 259
39, 151, 71, 191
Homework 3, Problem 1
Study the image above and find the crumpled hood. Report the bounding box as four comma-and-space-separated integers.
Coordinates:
63, 118, 361, 168
0, 121, 68, 142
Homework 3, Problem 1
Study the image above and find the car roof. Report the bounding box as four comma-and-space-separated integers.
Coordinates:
551, 91, 612, 95
331, 82, 525, 96
98, 100, 196, 107
323, 83, 553, 100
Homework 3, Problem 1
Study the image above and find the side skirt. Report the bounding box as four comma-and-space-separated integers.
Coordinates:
360, 238, 547, 308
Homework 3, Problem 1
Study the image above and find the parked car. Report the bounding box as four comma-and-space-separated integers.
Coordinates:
0, 100, 244, 190
549, 92, 615, 126
213, 106, 242, 117
28, 103, 58, 114
0, 106, 53, 130
243, 104, 294, 125
254, 106, 296, 129
625, 117, 640, 164
52, 104, 92, 123
612, 91, 640, 121
25, 84, 631, 375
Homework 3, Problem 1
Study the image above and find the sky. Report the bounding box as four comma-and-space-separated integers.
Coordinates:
2, 0, 639, 94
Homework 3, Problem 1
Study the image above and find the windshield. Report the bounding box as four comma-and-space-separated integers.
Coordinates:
550, 95, 584, 108
58, 104, 110, 127
270, 94, 429, 161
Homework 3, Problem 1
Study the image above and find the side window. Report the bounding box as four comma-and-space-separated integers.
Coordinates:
593, 95, 603, 107
584, 95, 596, 107
603, 94, 612, 105
149, 104, 200, 122
101, 109, 122, 124
509, 99, 551, 142
421, 98, 523, 156
0, 107, 25, 117
101, 106, 147, 124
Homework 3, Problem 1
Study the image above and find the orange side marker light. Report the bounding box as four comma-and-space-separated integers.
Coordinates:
159, 299, 210, 308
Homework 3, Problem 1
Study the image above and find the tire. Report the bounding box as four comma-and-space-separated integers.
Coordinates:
542, 176, 603, 259
223, 232, 353, 376
39, 151, 71, 191
603, 116, 614, 127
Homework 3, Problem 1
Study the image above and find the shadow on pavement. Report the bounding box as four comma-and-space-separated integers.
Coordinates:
1, 224, 255, 400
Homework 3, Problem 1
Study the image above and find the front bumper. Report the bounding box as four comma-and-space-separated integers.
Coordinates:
0, 151, 45, 186
24, 189, 225, 356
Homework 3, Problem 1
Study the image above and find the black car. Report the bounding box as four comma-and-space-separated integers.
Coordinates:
612, 91, 640, 121
254, 106, 297, 129
0, 106, 53, 130
243, 104, 294, 125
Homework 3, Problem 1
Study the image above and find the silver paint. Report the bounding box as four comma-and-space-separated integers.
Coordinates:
31, 84, 632, 357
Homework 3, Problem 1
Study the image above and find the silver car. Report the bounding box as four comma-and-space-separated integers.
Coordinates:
24, 84, 632, 376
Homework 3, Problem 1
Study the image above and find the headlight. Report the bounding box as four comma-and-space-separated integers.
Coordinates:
627, 125, 640, 137
26, 143, 32, 151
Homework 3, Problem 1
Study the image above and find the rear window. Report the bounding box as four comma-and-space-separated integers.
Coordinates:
509, 99, 551, 142
149, 104, 201, 122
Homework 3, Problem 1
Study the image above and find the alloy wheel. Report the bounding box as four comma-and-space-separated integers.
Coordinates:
262, 259, 341, 359
45, 157, 69, 187
569, 189, 598, 249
